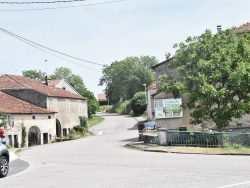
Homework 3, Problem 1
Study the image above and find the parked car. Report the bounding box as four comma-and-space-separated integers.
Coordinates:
138, 121, 156, 141
0, 138, 9, 178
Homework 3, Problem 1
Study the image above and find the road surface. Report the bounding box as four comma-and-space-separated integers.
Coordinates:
1, 113, 250, 188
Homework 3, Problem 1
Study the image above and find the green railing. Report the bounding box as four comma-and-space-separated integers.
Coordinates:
168, 130, 250, 148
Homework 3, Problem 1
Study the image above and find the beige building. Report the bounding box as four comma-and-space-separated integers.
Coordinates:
0, 74, 88, 147
0, 91, 56, 147
150, 60, 192, 130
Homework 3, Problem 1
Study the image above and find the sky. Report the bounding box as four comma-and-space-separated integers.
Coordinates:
1, 0, 250, 97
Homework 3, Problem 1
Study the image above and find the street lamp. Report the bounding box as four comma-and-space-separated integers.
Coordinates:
143, 84, 147, 104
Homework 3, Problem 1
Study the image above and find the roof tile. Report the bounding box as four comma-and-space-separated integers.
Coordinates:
0, 91, 55, 114
0, 75, 86, 100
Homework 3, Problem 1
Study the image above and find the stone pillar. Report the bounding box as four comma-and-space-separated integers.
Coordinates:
158, 128, 168, 146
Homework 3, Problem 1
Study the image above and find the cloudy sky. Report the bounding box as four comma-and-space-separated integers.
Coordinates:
1, 0, 250, 97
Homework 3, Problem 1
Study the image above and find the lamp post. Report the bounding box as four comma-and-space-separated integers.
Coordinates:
143, 84, 147, 104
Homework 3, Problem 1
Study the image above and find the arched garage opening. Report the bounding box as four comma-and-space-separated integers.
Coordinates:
56, 119, 62, 138
28, 126, 41, 147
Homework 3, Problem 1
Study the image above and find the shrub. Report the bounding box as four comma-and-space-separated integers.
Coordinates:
79, 116, 88, 128
73, 125, 87, 133
131, 92, 146, 115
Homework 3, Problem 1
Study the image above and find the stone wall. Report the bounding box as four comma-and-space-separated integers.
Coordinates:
2, 89, 47, 108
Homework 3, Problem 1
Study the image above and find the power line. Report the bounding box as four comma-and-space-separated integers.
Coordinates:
2, 32, 101, 72
0, 28, 103, 66
0, 0, 125, 11
0, 0, 88, 4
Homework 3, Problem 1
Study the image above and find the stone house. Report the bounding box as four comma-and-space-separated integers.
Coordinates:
49, 79, 80, 95
145, 81, 157, 121
151, 60, 193, 130
0, 91, 56, 147
0, 74, 88, 146
150, 22, 250, 132
97, 93, 108, 106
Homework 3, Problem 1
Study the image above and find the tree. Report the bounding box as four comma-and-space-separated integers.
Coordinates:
79, 89, 99, 118
131, 92, 146, 115
99, 56, 157, 104
0, 112, 7, 129
159, 29, 250, 131
52, 67, 86, 92
23, 70, 46, 81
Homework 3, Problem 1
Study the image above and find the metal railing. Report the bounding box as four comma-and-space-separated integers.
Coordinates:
168, 130, 250, 148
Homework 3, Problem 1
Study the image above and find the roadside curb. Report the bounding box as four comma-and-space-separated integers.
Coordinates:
9, 148, 19, 162
126, 143, 250, 156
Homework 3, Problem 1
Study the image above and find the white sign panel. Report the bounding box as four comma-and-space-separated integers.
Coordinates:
154, 98, 183, 119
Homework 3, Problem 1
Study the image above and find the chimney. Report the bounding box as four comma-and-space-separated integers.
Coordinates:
217, 25, 222, 33
45, 75, 50, 86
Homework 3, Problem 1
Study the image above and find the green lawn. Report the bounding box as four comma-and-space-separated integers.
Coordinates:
88, 116, 104, 127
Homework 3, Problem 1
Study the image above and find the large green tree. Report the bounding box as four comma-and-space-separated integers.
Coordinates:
22, 70, 46, 81
99, 56, 158, 104
160, 29, 250, 131
80, 90, 99, 118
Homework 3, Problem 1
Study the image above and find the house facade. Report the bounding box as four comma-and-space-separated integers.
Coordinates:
0, 74, 88, 146
145, 81, 157, 121
0, 91, 56, 147
150, 22, 250, 132
151, 60, 193, 130
49, 79, 80, 95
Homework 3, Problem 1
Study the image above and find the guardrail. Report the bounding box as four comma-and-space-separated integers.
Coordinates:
168, 130, 250, 148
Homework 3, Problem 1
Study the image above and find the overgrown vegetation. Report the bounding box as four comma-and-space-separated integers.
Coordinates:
109, 100, 133, 115
99, 105, 113, 112
79, 116, 88, 128
131, 92, 146, 115
21, 121, 27, 148
0, 112, 7, 129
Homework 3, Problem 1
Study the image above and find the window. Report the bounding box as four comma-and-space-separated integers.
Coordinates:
63, 128, 67, 136
8, 115, 14, 127
66, 99, 70, 112
78, 100, 82, 113
32, 116, 36, 120
52, 99, 58, 112
48, 116, 51, 119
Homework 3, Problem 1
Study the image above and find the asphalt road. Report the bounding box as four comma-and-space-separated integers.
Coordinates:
8, 159, 29, 176
1, 113, 250, 188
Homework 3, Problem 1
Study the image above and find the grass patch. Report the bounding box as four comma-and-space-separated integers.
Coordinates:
109, 100, 133, 115
88, 115, 104, 127
146, 146, 250, 155
139, 114, 148, 120
99, 105, 113, 112
124, 144, 144, 151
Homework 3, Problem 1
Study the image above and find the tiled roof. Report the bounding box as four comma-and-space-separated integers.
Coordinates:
148, 81, 156, 89
234, 22, 250, 33
98, 93, 107, 101
49, 79, 62, 86
0, 91, 55, 114
0, 75, 87, 100
151, 59, 172, 70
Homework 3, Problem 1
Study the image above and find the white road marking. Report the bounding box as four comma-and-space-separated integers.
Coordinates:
217, 181, 250, 188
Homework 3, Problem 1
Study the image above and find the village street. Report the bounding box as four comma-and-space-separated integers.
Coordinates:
1, 113, 250, 188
